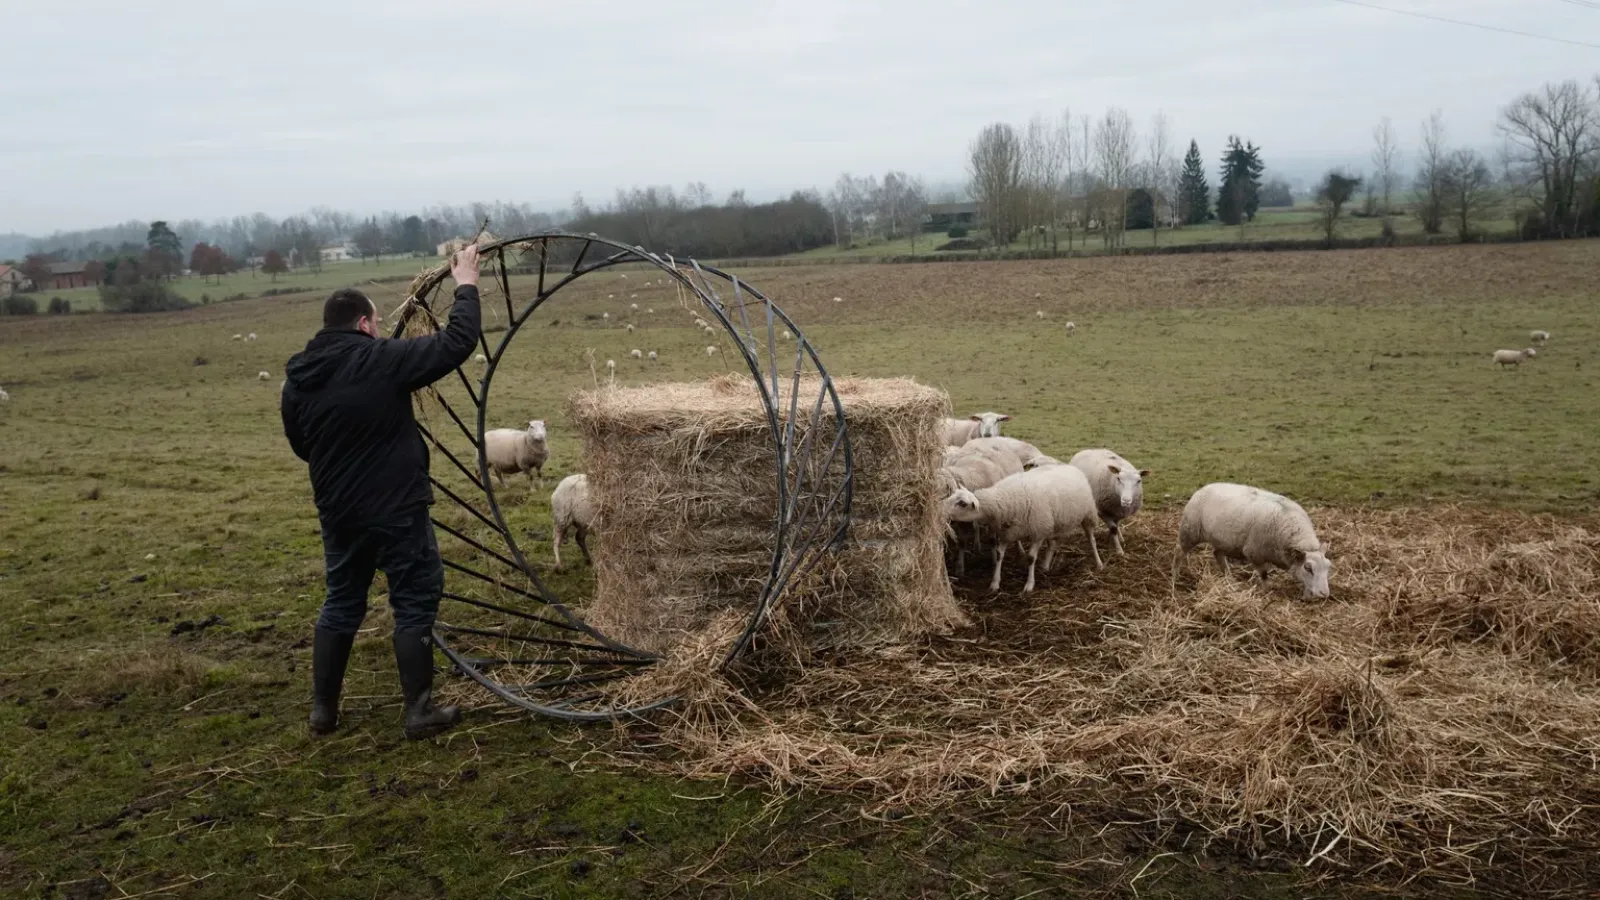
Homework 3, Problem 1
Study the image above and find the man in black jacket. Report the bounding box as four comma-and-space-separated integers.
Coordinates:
281, 246, 481, 740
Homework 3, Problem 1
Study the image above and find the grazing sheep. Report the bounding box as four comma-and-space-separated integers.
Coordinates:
694, 317, 707, 328
0, 387, 9, 402
704, 326, 716, 336
1493, 348, 1537, 368
483, 420, 549, 488
630, 349, 643, 359
1530, 330, 1550, 343
1069, 448, 1149, 555
474, 353, 488, 364
620, 274, 627, 279
833, 296, 843, 303
230, 334, 243, 341
647, 350, 658, 361
705, 346, 718, 357
781, 329, 793, 340
246, 333, 258, 341
1065, 322, 1076, 335
1172, 482, 1331, 598
647, 308, 654, 314
551, 474, 594, 570
625, 324, 635, 333
943, 465, 1103, 593
257, 371, 270, 381
602, 312, 611, 321
606, 359, 616, 374
630, 303, 638, 310
1035, 310, 1045, 320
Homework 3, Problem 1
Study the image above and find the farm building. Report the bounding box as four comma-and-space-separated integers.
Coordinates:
318, 244, 356, 263
921, 202, 980, 232
0, 264, 26, 297
37, 262, 92, 291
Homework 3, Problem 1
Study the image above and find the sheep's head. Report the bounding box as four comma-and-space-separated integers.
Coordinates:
942, 488, 982, 523
526, 419, 547, 442
968, 411, 1011, 438
1105, 464, 1148, 515
1525, 348, 1538, 358
1291, 547, 1332, 599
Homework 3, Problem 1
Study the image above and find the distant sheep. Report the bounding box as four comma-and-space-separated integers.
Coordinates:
230, 334, 243, 341
833, 296, 843, 303
646, 308, 654, 314
1531, 330, 1550, 343
630, 303, 638, 310
781, 329, 793, 340
551, 474, 594, 570
602, 312, 611, 321
943, 465, 1104, 593
705, 345, 718, 357
474, 353, 487, 364
0, 387, 9, 402
647, 350, 658, 361
1066, 322, 1076, 335
1172, 482, 1331, 598
1069, 448, 1148, 556
246, 333, 258, 341
483, 419, 549, 488
257, 371, 270, 381
606, 359, 616, 373
625, 324, 635, 333
630, 349, 642, 359
1035, 310, 1045, 320
1493, 348, 1537, 368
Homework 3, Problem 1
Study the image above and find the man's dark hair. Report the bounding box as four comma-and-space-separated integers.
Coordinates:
323, 289, 376, 330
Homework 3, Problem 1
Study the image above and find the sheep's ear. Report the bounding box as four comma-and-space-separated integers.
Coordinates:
1106, 464, 1121, 474
1140, 469, 1151, 477
1289, 548, 1306, 563
998, 414, 1011, 422
968, 414, 982, 422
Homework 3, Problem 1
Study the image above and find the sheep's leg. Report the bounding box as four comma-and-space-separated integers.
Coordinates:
1022, 538, 1044, 593
1170, 544, 1186, 588
1213, 549, 1230, 575
1107, 518, 1125, 556
989, 541, 1007, 593
954, 542, 966, 578
1084, 523, 1104, 570
575, 526, 591, 566
1041, 540, 1057, 572
494, 470, 507, 489
552, 525, 565, 571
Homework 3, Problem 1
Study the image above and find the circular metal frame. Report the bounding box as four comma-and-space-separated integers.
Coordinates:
389, 232, 854, 720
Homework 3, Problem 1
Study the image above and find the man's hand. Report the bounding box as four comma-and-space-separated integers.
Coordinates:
450, 244, 481, 288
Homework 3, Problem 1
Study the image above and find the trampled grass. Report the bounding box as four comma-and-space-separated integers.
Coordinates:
1, 240, 1597, 896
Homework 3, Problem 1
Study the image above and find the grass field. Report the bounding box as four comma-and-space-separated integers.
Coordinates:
799, 205, 1517, 259
1, 240, 1597, 897
33, 255, 441, 313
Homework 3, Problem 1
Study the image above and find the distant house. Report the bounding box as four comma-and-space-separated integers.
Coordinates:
319, 244, 355, 263
922, 202, 981, 232
436, 231, 499, 257
39, 261, 91, 291
0, 265, 26, 297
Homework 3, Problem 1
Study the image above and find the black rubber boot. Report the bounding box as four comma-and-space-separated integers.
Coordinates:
309, 628, 356, 735
393, 632, 460, 741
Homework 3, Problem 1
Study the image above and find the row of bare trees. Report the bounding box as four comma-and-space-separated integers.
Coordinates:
967, 108, 1195, 251
824, 172, 931, 250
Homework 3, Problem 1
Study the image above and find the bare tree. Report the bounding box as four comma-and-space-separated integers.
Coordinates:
1371, 117, 1400, 215
1441, 149, 1497, 242
1093, 108, 1137, 251
1021, 114, 1067, 251
1499, 78, 1600, 237
1414, 111, 1449, 234
968, 123, 1026, 247
1146, 111, 1174, 247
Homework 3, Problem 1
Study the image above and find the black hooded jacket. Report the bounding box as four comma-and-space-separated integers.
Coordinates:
281, 285, 481, 529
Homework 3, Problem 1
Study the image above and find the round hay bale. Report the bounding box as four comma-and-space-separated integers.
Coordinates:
568, 376, 967, 658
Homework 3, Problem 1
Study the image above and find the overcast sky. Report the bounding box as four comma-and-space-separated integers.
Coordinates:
2, 0, 1597, 234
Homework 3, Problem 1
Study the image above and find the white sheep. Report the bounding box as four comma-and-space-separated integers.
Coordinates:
246, 333, 258, 341
705, 346, 718, 357
551, 473, 594, 570
704, 326, 716, 336
474, 353, 487, 364
646, 308, 654, 314
781, 329, 793, 340
959, 436, 1044, 469
1171, 482, 1331, 598
257, 371, 270, 381
943, 465, 1103, 593
647, 350, 658, 361
620, 274, 627, 279
1530, 330, 1550, 343
483, 419, 549, 488
0, 387, 9, 402
833, 296, 843, 303
1066, 322, 1076, 335
630, 303, 638, 311
602, 312, 611, 321
630, 349, 642, 359
606, 359, 616, 374
1035, 310, 1045, 320
943, 411, 1011, 446
939, 444, 1026, 575
1069, 448, 1149, 556
625, 324, 635, 333
694, 317, 707, 328
230, 334, 243, 341
1493, 348, 1537, 368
